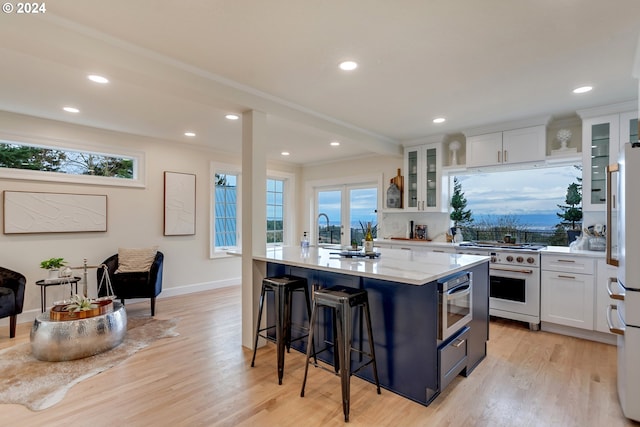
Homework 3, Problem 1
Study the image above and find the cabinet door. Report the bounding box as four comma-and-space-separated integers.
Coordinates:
403, 143, 445, 212
595, 259, 617, 334
467, 132, 502, 167
404, 147, 420, 210
582, 115, 619, 210
541, 270, 594, 330
502, 125, 546, 164
620, 111, 638, 152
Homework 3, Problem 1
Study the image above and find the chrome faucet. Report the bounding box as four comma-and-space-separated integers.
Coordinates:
318, 213, 330, 243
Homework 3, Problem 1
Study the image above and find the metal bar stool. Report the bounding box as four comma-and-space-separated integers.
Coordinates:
251, 275, 312, 385
300, 286, 381, 422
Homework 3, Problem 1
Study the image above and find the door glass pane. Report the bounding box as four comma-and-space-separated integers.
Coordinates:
591, 123, 609, 205
407, 150, 418, 208
425, 147, 437, 207
318, 190, 341, 244
629, 118, 638, 144
349, 187, 378, 244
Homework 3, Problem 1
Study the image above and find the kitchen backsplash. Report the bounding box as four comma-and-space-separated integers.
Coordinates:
381, 212, 450, 241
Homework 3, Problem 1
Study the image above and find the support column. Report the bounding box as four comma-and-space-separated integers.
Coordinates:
241, 110, 267, 349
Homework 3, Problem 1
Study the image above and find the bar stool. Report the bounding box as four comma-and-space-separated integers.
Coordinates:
300, 286, 381, 422
251, 275, 312, 385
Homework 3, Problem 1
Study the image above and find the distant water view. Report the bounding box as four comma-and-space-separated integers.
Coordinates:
473, 213, 559, 230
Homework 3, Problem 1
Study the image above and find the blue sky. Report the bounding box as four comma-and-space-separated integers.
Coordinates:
455, 165, 581, 215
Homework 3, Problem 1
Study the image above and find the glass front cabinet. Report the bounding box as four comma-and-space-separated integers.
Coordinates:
581, 110, 637, 211
403, 143, 446, 212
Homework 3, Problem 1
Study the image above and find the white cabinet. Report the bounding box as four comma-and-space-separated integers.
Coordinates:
466, 125, 546, 167
541, 254, 595, 330
403, 143, 446, 212
579, 108, 637, 211
595, 259, 618, 334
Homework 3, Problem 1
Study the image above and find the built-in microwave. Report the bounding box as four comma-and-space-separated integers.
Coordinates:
438, 271, 473, 342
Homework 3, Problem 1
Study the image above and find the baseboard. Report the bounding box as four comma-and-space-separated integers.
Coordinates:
540, 321, 617, 345
0, 277, 241, 328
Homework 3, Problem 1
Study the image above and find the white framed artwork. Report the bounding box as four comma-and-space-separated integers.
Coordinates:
164, 171, 196, 236
3, 191, 107, 234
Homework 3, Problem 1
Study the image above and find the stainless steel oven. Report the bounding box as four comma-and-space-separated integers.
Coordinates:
438, 271, 473, 341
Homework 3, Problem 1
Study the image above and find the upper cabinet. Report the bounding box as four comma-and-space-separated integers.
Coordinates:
578, 102, 637, 211
466, 125, 546, 168
403, 143, 447, 212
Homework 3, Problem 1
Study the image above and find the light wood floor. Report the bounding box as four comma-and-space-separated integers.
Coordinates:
0, 285, 637, 427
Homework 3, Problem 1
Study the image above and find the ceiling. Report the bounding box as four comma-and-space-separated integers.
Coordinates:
1, 0, 639, 165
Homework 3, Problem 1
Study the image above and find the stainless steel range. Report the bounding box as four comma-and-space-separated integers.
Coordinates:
457, 241, 544, 330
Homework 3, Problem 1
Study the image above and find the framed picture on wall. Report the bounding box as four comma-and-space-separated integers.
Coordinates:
164, 171, 196, 236
3, 191, 107, 234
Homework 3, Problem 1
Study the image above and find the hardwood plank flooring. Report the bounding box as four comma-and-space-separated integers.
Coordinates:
0, 285, 636, 426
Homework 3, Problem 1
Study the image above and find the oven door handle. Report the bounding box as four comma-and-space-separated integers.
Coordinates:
490, 266, 534, 274
446, 284, 471, 300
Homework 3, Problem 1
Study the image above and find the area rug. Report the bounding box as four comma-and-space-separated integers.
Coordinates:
0, 316, 179, 411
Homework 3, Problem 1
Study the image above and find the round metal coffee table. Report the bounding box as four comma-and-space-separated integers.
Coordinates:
30, 302, 127, 361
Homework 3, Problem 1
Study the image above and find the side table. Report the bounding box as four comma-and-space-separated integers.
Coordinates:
35, 276, 81, 312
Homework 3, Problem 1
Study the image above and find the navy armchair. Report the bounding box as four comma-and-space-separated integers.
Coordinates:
97, 251, 163, 316
0, 266, 26, 338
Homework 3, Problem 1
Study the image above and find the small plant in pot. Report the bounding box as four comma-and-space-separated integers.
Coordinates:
40, 257, 67, 279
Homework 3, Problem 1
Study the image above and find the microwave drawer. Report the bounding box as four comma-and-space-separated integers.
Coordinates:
438, 326, 469, 392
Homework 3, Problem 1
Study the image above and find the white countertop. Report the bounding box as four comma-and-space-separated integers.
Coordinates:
540, 245, 606, 258
253, 246, 488, 286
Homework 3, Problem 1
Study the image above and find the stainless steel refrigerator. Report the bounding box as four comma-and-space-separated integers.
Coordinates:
606, 142, 640, 422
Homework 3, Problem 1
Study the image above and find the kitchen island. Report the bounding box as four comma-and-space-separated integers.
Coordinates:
253, 246, 489, 405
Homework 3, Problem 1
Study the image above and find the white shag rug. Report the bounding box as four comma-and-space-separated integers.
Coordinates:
0, 316, 179, 411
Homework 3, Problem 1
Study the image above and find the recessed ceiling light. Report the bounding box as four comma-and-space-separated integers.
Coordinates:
281, 151, 290, 156
573, 86, 592, 94
433, 117, 446, 124
88, 74, 109, 84
339, 61, 358, 71
225, 114, 240, 120
184, 132, 196, 137
330, 141, 340, 146
63, 106, 80, 113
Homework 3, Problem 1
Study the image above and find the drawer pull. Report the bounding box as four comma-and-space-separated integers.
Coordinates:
558, 274, 576, 279
452, 338, 465, 348
557, 259, 576, 263
607, 277, 624, 301
606, 304, 625, 336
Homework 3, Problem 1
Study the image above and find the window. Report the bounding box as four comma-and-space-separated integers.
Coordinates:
213, 172, 239, 254
450, 164, 582, 245
0, 139, 144, 187
267, 178, 284, 245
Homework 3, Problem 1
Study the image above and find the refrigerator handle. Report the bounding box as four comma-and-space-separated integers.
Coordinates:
606, 163, 620, 267
606, 304, 625, 336
607, 277, 625, 301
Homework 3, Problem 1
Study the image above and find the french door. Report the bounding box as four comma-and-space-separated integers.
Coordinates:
315, 184, 378, 247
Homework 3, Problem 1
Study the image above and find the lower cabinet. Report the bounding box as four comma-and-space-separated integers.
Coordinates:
595, 259, 618, 334
541, 270, 594, 330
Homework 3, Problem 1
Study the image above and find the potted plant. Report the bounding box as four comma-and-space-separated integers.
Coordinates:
449, 177, 473, 242
40, 257, 67, 279
556, 181, 583, 244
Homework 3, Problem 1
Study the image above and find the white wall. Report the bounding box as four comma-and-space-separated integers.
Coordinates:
0, 111, 245, 323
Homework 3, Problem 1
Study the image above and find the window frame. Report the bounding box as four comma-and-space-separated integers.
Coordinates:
0, 133, 146, 188
266, 170, 295, 247
210, 162, 242, 258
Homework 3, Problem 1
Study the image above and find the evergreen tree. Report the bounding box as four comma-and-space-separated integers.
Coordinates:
450, 177, 473, 227
557, 181, 582, 230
